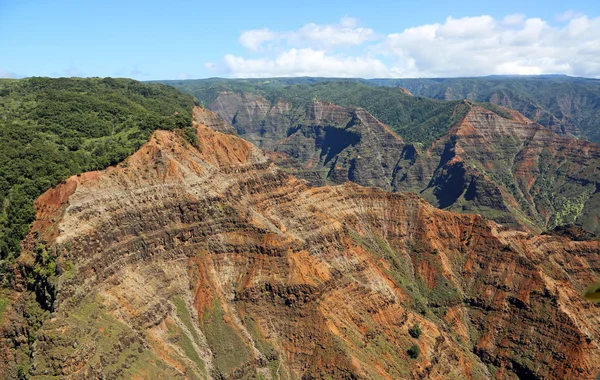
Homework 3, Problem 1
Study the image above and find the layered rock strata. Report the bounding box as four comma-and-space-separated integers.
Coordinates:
210, 93, 600, 233
1, 110, 599, 379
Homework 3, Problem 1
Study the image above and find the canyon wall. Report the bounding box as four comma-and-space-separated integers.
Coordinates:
1, 110, 599, 379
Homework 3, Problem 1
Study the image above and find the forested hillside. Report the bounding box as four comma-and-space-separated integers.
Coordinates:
162, 75, 600, 143
373, 76, 600, 143
0, 77, 197, 275
163, 79, 512, 146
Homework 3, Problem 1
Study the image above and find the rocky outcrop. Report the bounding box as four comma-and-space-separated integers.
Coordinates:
210, 91, 293, 150
192, 106, 237, 135
423, 105, 600, 231
210, 93, 600, 234
1, 109, 600, 379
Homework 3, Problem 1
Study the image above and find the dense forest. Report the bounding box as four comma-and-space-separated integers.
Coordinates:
0, 77, 197, 281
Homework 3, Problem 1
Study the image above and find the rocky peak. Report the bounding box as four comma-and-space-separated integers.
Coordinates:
398, 87, 413, 96
306, 100, 353, 125
193, 106, 237, 135
452, 104, 539, 139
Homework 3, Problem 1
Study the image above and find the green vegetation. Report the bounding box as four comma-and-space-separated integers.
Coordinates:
349, 230, 432, 317
0, 294, 9, 324
27, 296, 185, 379
164, 79, 472, 146
408, 324, 422, 339
26, 243, 58, 311
162, 75, 600, 143
165, 317, 205, 378
244, 315, 284, 378
551, 190, 592, 227
201, 299, 252, 376
376, 76, 600, 143
0, 77, 197, 269
172, 297, 202, 347
407, 344, 420, 359
477, 102, 513, 119
14, 292, 52, 376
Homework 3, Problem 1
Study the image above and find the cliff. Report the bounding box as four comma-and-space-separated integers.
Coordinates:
1, 108, 599, 379
209, 93, 600, 234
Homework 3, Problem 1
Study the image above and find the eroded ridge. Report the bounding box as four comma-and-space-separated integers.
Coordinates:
3, 111, 599, 379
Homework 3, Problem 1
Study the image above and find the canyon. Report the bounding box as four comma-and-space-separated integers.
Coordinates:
1, 108, 599, 379
206, 91, 600, 234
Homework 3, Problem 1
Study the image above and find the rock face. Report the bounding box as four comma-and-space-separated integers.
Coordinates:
429, 80, 600, 141
2, 108, 600, 379
425, 105, 600, 231
192, 106, 237, 135
210, 93, 600, 234
366, 76, 600, 142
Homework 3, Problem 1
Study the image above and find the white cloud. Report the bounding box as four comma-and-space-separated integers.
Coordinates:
239, 28, 277, 51
294, 21, 376, 48
339, 16, 358, 28
238, 17, 377, 52
503, 14, 526, 26
215, 14, 600, 78
557, 10, 585, 22
224, 49, 389, 78
381, 14, 600, 77
436, 16, 497, 38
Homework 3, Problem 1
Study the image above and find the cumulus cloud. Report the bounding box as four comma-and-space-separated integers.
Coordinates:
216, 14, 600, 78
381, 14, 600, 77
239, 17, 377, 51
224, 49, 389, 78
239, 28, 277, 51
557, 10, 585, 22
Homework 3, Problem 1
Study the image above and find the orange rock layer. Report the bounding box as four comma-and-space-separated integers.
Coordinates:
3, 112, 600, 379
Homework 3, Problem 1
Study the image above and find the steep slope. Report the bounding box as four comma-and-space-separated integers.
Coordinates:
421, 105, 600, 230
372, 76, 600, 143
192, 106, 237, 135
172, 81, 467, 146
0, 77, 197, 265
1, 109, 600, 379
211, 93, 406, 188
163, 76, 600, 144
208, 92, 600, 234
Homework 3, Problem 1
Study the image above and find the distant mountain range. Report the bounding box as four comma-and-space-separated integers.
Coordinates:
160, 75, 600, 144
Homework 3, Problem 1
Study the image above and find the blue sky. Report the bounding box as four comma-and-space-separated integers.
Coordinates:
1, 0, 599, 79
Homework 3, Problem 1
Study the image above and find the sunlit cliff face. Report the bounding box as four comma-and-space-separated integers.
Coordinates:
2, 109, 599, 379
